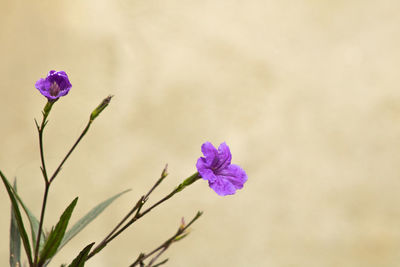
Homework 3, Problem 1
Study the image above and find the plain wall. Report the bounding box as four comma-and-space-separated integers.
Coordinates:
1, 1, 400, 266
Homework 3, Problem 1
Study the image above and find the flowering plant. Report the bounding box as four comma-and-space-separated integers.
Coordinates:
1, 70, 247, 267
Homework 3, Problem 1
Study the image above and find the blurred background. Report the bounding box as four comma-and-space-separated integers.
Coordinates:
1, 0, 400, 266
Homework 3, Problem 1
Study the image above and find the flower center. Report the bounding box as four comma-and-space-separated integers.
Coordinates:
49, 81, 61, 97
212, 157, 229, 172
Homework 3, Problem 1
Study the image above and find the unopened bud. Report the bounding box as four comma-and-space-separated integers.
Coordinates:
90, 95, 113, 121
179, 217, 186, 230
161, 164, 169, 178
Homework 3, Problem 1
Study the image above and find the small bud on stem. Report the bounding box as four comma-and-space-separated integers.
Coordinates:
90, 95, 113, 122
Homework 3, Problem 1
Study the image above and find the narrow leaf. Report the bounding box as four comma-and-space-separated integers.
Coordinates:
10, 179, 21, 267
38, 197, 78, 265
68, 242, 95, 267
0, 170, 33, 265
59, 189, 131, 250
13, 180, 45, 251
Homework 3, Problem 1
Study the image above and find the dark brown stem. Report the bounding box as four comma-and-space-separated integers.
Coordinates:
86, 166, 169, 260
33, 109, 51, 266
49, 121, 92, 183
130, 211, 203, 267
103, 173, 200, 249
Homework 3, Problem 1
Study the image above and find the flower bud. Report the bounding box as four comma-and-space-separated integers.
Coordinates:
90, 95, 113, 121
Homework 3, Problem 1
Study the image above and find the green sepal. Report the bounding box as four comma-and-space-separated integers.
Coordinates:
68, 242, 95, 267
9, 179, 21, 267
176, 172, 200, 192
43, 100, 56, 117
0, 170, 33, 266
38, 197, 78, 266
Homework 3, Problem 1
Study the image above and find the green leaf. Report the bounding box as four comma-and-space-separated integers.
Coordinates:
68, 242, 95, 267
13, 179, 45, 252
9, 179, 21, 267
59, 189, 131, 251
38, 197, 78, 266
0, 170, 33, 265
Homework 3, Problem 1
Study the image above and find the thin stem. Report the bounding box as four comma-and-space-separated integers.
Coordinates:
33, 182, 50, 266
130, 211, 203, 267
87, 166, 169, 260
138, 188, 179, 218
37, 123, 48, 183
49, 120, 92, 183
34, 115, 93, 266
33, 108, 52, 266
107, 188, 180, 244
106, 197, 145, 240
95, 173, 200, 255
144, 164, 168, 201
86, 170, 200, 261
147, 247, 167, 267
151, 259, 168, 267
103, 185, 180, 244
32, 97, 109, 266
85, 196, 145, 260
136, 172, 200, 219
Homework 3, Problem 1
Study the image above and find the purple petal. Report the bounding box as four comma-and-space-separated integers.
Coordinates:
213, 164, 247, 195
197, 141, 248, 196
218, 164, 247, 188
213, 142, 232, 171
49, 72, 71, 92
35, 78, 47, 91
201, 142, 218, 165
196, 157, 217, 182
208, 178, 237, 196
35, 79, 52, 99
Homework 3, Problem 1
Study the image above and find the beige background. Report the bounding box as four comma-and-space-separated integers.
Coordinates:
1, 0, 400, 266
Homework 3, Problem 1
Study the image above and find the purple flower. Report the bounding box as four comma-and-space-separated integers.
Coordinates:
196, 142, 247, 196
35, 70, 72, 100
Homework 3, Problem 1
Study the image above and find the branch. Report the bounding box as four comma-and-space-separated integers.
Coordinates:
130, 211, 203, 267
